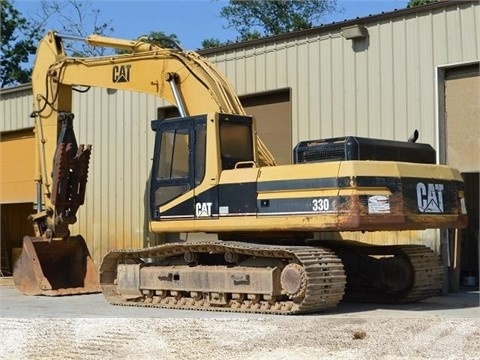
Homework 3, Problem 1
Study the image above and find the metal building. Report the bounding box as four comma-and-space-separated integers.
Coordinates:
1, 1, 478, 286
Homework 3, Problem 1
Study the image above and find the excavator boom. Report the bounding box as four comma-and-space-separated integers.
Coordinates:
14, 30, 275, 296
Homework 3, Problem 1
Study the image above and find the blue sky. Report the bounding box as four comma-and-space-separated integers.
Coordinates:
16, 0, 409, 50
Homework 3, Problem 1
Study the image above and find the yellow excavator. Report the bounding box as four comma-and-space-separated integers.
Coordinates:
13, 31, 467, 314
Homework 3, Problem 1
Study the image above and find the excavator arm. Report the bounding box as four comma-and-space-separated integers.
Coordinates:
31, 31, 275, 238
14, 31, 276, 296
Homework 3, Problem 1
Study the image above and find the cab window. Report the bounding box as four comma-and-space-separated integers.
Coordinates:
158, 128, 190, 179
219, 121, 253, 169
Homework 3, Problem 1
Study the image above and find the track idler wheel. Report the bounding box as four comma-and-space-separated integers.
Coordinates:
281, 263, 307, 301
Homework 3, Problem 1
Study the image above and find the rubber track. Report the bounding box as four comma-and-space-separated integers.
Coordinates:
101, 242, 346, 315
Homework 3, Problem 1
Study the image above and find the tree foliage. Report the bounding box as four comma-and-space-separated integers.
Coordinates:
1, 0, 39, 87
407, 0, 437, 7
201, 38, 227, 50
114, 31, 181, 54
142, 31, 181, 49
219, 0, 337, 42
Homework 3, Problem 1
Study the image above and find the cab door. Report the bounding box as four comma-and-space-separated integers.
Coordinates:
150, 117, 198, 220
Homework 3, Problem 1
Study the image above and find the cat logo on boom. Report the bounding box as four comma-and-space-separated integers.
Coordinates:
112, 65, 131, 83
416, 182, 444, 213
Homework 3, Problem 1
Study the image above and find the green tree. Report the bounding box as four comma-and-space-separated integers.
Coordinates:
407, 0, 437, 7
1, 0, 39, 87
141, 31, 181, 49
219, 0, 337, 41
115, 31, 181, 54
201, 37, 237, 50
201, 38, 226, 49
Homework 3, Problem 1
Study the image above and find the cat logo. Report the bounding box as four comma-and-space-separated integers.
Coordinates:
195, 202, 212, 217
112, 64, 131, 83
416, 182, 444, 213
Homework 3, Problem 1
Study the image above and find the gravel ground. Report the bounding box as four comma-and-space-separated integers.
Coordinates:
1, 317, 480, 359
1, 275, 479, 359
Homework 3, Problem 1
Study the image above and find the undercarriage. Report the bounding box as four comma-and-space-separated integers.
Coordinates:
99, 240, 443, 315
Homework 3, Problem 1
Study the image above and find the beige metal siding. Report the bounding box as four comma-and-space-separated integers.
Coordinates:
207, 2, 479, 149
69, 88, 165, 265
0, 85, 34, 132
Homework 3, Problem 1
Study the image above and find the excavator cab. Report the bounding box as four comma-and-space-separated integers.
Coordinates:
149, 113, 256, 221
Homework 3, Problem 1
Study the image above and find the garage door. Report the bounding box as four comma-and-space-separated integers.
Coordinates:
445, 65, 480, 172
0, 129, 36, 203
241, 89, 291, 165
444, 64, 479, 290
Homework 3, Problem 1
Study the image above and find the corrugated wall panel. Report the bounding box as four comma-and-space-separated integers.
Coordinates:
343, 31, 358, 136
392, 18, 409, 141
354, 35, 369, 137
255, 45, 267, 91
460, 4, 479, 60
378, 21, 395, 139
205, 2, 478, 148
244, 49, 257, 94
276, 42, 289, 88
306, 40, 320, 139
330, 34, 345, 138
319, 36, 334, 138
446, 7, 464, 63
295, 38, 310, 141
405, 15, 421, 139
0, 86, 33, 132
432, 9, 448, 65
265, 43, 279, 88
68, 88, 164, 265
418, 13, 436, 139
366, 24, 382, 138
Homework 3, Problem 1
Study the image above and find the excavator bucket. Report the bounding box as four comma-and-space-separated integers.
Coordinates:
13, 236, 101, 296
